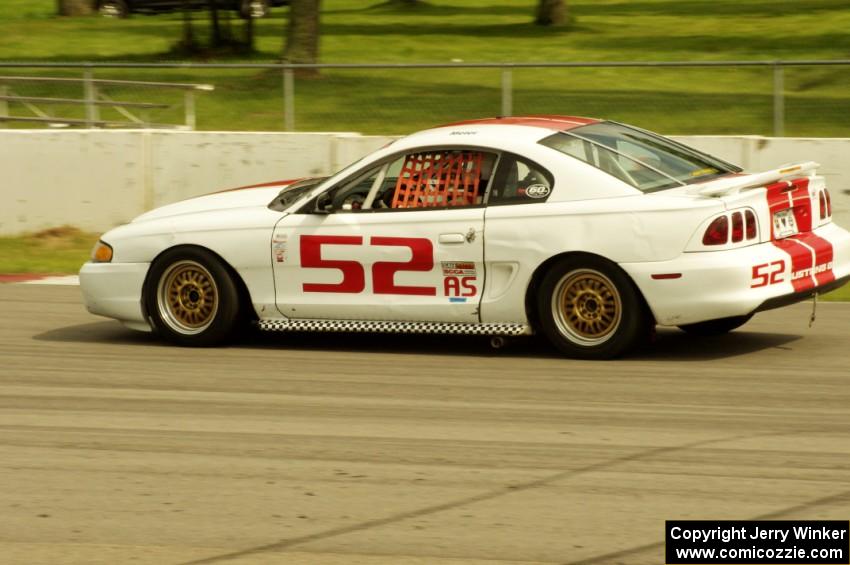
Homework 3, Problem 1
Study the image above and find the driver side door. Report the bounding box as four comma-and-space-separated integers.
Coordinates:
272, 148, 496, 323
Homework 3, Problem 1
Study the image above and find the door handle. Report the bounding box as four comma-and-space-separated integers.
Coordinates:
438, 233, 466, 244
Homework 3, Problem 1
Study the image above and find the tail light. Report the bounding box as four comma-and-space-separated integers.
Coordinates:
731, 212, 744, 243
826, 189, 832, 217
819, 191, 827, 219
745, 209, 757, 239
702, 216, 728, 245
690, 208, 759, 252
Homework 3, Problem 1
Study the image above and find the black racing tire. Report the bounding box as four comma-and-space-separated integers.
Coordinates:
678, 314, 753, 336
240, 0, 270, 18
99, 0, 129, 18
145, 247, 240, 347
536, 256, 650, 359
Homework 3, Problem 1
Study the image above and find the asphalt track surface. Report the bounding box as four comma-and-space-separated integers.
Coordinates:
1, 284, 849, 565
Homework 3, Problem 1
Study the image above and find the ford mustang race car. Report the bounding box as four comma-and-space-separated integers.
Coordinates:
80, 116, 850, 358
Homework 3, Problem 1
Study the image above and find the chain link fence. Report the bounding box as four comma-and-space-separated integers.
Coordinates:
1, 61, 849, 136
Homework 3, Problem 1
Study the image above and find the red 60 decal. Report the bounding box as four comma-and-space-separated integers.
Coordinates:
300, 235, 437, 295
751, 259, 785, 288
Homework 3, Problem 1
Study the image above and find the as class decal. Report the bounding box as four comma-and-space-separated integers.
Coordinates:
441, 261, 478, 303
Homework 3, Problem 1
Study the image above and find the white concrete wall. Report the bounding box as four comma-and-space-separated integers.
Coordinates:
1, 130, 848, 235
0, 130, 394, 235
673, 136, 850, 227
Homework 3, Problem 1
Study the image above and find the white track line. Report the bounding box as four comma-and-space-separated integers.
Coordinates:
23, 275, 80, 286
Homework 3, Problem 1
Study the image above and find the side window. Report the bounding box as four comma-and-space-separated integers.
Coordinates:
488, 154, 554, 205
387, 150, 497, 210
310, 149, 497, 213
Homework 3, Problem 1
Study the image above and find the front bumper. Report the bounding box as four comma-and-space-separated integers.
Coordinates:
79, 262, 151, 330
621, 223, 850, 326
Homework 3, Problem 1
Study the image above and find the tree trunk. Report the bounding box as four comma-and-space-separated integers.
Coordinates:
180, 0, 198, 51
243, 9, 255, 51
208, 0, 222, 47
57, 0, 95, 16
283, 0, 321, 75
535, 0, 567, 26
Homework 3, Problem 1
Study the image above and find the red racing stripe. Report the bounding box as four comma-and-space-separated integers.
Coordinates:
794, 232, 835, 287
765, 180, 814, 292
787, 177, 835, 287
788, 177, 813, 232
764, 177, 835, 291
773, 238, 816, 292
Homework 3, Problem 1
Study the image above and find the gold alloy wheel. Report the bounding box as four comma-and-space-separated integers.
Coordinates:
551, 269, 622, 345
156, 260, 219, 335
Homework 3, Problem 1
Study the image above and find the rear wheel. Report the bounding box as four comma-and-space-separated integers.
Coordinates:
146, 248, 240, 346
537, 257, 650, 359
678, 314, 752, 336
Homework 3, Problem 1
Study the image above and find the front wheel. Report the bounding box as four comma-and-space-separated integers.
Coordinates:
678, 314, 752, 336
537, 257, 650, 359
146, 248, 240, 346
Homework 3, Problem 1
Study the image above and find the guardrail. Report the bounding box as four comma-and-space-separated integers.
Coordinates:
0, 60, 848, 135
0, 73, 213, 129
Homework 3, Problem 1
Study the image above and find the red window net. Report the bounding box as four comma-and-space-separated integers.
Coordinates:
391, 151, 484, 209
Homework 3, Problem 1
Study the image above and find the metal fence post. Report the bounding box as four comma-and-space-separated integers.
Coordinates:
773, 63, 784, 137
283, 67, 295, 132
185, 89, 196, 130
83, 69, 99, 128
501, 67, 513, 117
0, 85, 8, 127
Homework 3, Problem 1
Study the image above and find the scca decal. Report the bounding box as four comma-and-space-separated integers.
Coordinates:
300, 235, 437, 296
441, 261, 478, 299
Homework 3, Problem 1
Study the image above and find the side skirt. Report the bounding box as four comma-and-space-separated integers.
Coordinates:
258, 318, 531, 336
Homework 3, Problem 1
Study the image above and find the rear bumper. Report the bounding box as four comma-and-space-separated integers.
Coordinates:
754, 274, 850, 313
79, 262, 151, 330
621, 223, 850, 326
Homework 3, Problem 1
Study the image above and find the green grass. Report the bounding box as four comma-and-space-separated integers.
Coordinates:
822, 284, 850, 302
0, 0, 849, 135
0, 227, 97, 274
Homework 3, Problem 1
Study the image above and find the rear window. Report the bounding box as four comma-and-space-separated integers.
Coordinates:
540, 122, 740, 193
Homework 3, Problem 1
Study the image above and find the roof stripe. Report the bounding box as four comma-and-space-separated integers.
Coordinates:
438, 115, 600, 131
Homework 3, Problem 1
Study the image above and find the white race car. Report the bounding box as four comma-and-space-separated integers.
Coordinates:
80, 116, 850, 358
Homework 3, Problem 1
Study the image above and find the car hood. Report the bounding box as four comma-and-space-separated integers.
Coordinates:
132, 181, 296, 223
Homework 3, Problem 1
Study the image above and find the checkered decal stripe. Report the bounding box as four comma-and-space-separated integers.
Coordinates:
258, 318, 529, 336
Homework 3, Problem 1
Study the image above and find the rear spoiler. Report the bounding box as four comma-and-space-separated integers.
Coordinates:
694, 161, 820, 197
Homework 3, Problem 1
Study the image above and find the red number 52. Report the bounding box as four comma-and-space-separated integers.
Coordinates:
300, 235, 436, 296
751, 260, 785, 288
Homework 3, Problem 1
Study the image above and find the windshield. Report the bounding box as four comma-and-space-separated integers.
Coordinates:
540, 122, 740, 193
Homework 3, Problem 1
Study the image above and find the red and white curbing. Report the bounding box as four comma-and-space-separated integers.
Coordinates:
0, 274, 80, 285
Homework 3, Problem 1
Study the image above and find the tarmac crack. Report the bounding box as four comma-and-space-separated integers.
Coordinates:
564, 462, 850, 564
180, 433, 749, 565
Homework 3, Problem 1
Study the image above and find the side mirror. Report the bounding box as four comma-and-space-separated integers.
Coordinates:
313, 194, 334, 215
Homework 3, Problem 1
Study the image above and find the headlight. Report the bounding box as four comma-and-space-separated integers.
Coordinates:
92, 240, 113, 263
